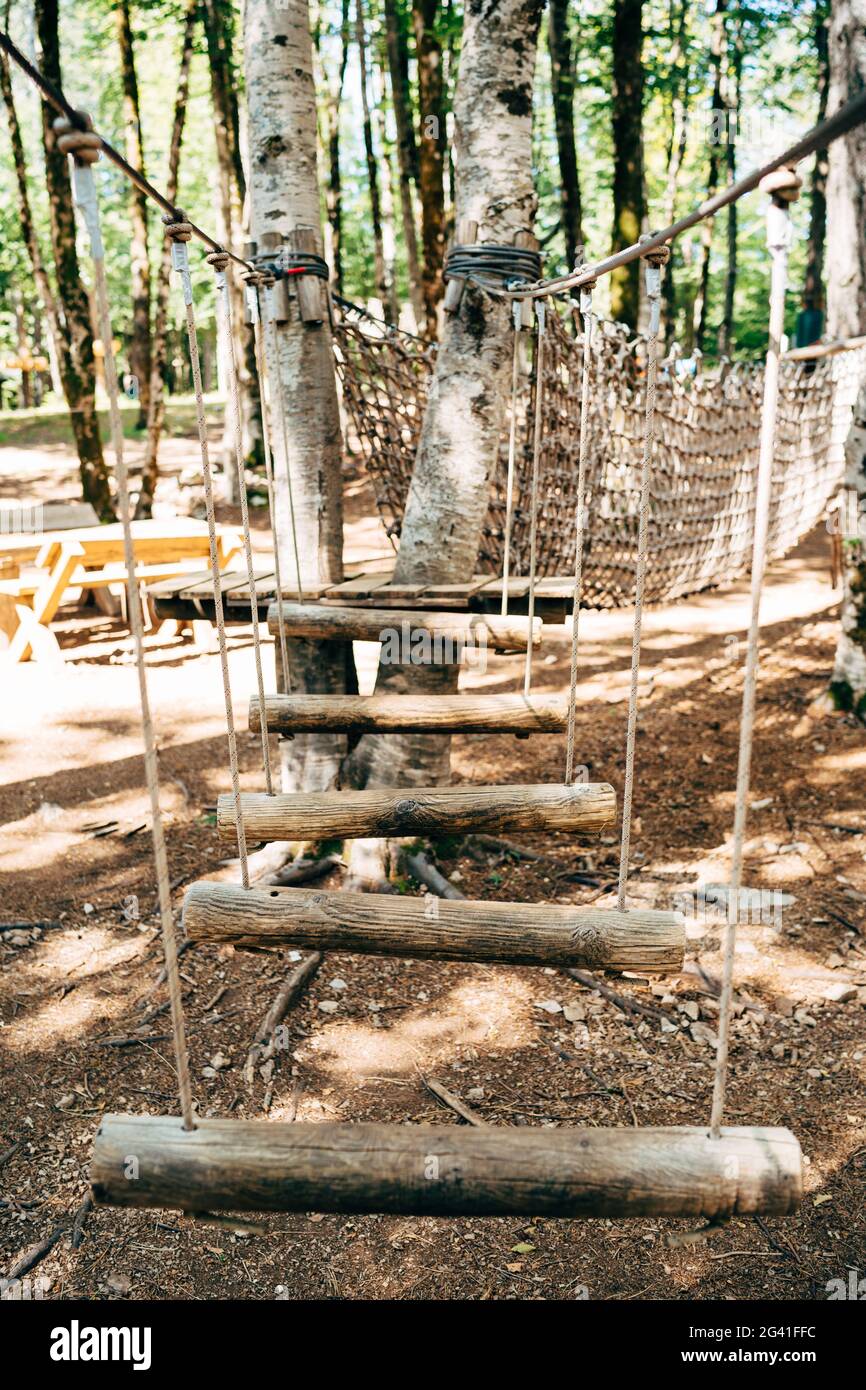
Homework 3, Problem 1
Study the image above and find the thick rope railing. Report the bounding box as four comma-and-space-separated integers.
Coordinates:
564, 282, 595, 784
209, 251, 273, 794
166, 214, 250, 889
60, 118, 195, 1131
710, 168, 802, 1137
616, 242, 670, 912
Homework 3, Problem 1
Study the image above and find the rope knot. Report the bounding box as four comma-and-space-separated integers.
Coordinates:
53, 114, 101, 165
163, 212, 193, 242
207, 250, 231, 271
639, 234, 671, 269
242, 269, 266, 288
758, 165, 803, 205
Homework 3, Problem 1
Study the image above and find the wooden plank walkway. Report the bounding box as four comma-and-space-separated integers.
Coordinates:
149, 566, 572, 624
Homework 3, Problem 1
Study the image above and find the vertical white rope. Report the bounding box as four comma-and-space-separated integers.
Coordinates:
565, 285, 595, 783
500, 299, 524, 617
210, 255, 273, 794
263, 279, 304, 602
523, 300, 546, 695
69, 148, 195, 1130
167, 219, 250, 888
246, 277, 291, 693
711, 183, 796, 1137
616, 246, 668, 911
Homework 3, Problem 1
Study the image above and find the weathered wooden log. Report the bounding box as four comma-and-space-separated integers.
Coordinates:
266, 601, 541, 652
183, 882, 685, 972
216, 782, 616, 843
91, 1115, 802, 1218
250, 692, 569, 735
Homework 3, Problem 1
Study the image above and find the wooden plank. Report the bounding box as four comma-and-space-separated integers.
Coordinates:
320, 573, 394, 600
250, 692, 570, 735
266, 602, 542, 652
184, 882, 684, 973
217, 782, 615, 842
91, 1116, 803, 1218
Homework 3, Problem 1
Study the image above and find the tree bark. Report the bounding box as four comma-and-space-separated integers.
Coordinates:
413, 0, 447, 336
356, 0, 394, 315
660, 0, 691, 344
692, 0, 726, 353
244, 0, 348, 793
0, 17, 67, 398
344, 0, 544, 889
383, 0, 424, 325
115, 0, 152, 429
318, 0, 350, 293
802, 7, 829, 320
136, 0, 196, 518
827, 0, 866, 714
548, 0, 583, 270
610, 0, 645, 329
718, 13, 741, 357
34, 0, 115, 520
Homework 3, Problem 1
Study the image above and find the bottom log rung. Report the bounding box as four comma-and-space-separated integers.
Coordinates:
91, 1116, 802, 1219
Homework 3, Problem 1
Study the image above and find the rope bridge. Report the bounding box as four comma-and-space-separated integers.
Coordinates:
335, 305, 865, 606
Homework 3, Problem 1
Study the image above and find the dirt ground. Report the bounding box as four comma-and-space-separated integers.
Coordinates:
1, 424, 865, 1301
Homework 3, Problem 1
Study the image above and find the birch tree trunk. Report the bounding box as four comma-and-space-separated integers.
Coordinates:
345, 0, 544, 883
802, 8, 829, 325
718, 16, 741, 357
319, 0, 350, 293
660, 0, 690, 344
383, 0, 425, 326
136, 0, 196, 517
356, 0, 392, 315
116, 0, 152, 429
610, 0, 645, 329
34, 0, 115, 521
827, 0, 866, 714
548, 0, 583, 270
692, 0, 726, 353
244, 0, 348, 793
413, 0, 447, 336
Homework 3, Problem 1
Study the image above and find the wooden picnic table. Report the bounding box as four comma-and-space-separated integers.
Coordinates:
1, 519, 242, 663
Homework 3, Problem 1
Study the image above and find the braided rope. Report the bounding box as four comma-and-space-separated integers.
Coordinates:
565, 285, 596, 784
262, 279, 304, 601
523, 301, 546, 695
616, 245, 669, 911
710, 190, 796, 1137
208, 251, 273, 794
244, 273, 291, 692
63, 127, 194, 1129
500, 300, 524, 618
165, 215, 250, 888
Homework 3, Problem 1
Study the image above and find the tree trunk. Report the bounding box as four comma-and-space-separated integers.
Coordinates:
413, 0, 447, 336
718, 14, 741, 357
34, 0, 115, 520
356, 0, 393, 315
244, 0, 348, 794
136, 0, 196, 517
319, 0, 350, 293
203, 0, 261, 483
548, 0, 583, 270
115, 0, 152, 429
345, 0, 544, 888
827, 0, 866, 715
610, 0, 645, 329
660, 0, 690, 344
692, 0, 726, 353
803, 8, 829, 321
0, 17, 67, 398
383, 0, 425, 325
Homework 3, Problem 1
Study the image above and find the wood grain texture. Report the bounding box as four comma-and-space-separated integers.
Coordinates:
216, 782, 616, 842
91, 1116, 803, 1218
183, 882, 685, 972
266, 601, 542, 651
250, 692, 570, 734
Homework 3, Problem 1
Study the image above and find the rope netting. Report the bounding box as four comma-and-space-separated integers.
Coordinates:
334, 307, 865, 606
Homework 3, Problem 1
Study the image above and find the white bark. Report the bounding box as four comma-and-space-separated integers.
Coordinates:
827, 0, 866, 712
345, 0, 545, 884
244, 0, 348, 790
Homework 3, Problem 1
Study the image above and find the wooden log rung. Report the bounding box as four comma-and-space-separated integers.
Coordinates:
216, 782, 616, 843
266, 601, 542, 652
91, 1116, 803, 1219
249, 692, 570, 735
184, 882, 684, 973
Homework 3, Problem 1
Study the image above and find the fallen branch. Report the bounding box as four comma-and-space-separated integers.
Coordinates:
567, 968, 676, 1026
4, 1224, 65, 1281
420, 1074, 487, 1127
70, 1192, 93, 1250
264, 854, 343, 888
243, 951, 323, 1085
404, 850, 465, 900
